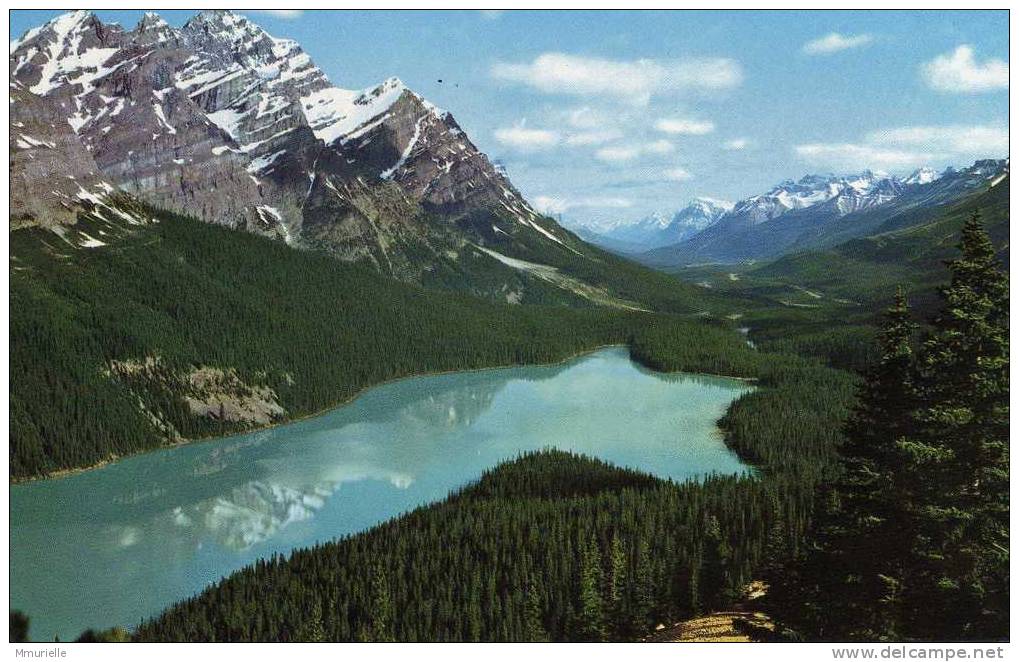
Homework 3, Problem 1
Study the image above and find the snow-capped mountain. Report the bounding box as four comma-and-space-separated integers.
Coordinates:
728, 170, 911, 226
10, 10, 578, 290
903, 167, 939, 186
571, 197, 733, 252
639, 160, 1006, 267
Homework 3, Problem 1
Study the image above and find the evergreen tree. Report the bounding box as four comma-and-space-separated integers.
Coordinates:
368, 562, 394, 642
10, 611, 29, 643
607, 533, 628, 639
576, 536, 607, 641
524, 574, 548, 642
766, 211, 1009, 642
631, 539, 655, 633
904, 212, 1009, 640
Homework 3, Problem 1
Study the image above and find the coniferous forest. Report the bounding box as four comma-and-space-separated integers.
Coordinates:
134, 213, 1007, 643
10, 205, 754, 479
10, 203, 1007, 643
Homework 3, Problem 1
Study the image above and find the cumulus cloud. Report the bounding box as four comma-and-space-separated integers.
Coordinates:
795, 123, 1007, 169
254, 10, 304, 19
595, 145, 641, 162
866, 124, 1008, 155
662, 167, 693, 181
491, 52, 742, 105
595, 140, 674, 163
722, 138, 748, 150
532, 195, 633, 214
655, 118, 715, 135
564, 129, 623, 146
920, 45, 1009, 93
795, 143, 927, 169
493, 123, 559, 150
802, 32, 873, 55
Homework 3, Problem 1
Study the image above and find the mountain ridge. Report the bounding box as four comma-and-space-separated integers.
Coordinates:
637, 159, 1008, 267
9, 9, 606, 303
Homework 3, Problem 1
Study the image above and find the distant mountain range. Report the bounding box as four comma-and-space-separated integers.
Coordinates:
627, 160, 1008, 267
567, 198, 733, 252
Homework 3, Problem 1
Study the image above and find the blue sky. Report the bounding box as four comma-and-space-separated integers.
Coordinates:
11, 9, 1009, 226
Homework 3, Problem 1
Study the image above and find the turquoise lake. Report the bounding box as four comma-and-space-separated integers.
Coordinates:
9, 347, 752, 641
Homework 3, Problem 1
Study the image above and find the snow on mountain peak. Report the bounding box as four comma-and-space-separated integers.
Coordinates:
11, 10, 122, 97
904, 167, 940, 186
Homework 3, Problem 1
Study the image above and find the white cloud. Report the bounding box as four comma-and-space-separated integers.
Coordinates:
533, 195, 633, 214
493, 123, 559, 150
795, 143, 927, 169
795, 123, 1007, 169
866, 124, 1008, 155
595, 140, 674, 162
662, 167, 693, 181
722, 138, 748, 150
595, 145, 642, 162
802, 32, 873, 55
254, 10, 304, 19
645, 139, 675, 154
920, 45, 1009, 93
479, 10, 505, 20
655, 118, 715, 135
491, 52, 742, 104
564, 129, 623, 146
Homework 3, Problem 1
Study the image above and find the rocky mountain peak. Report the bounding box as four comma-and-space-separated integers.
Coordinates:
904, 167, 939, 185
10, 9, 583, 301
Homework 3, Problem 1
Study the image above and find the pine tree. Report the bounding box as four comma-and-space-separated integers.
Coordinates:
631, 539, 655, 633
524, 574, 548, 642
765, 211, 1009, 643
576, 536, 607, 641
904, 211, 1009, 640
764, 287, 922, 640
368, 562, 394, 642
607, 533, 628, 639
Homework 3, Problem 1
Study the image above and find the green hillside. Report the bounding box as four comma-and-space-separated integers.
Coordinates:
10, 202, 758, 479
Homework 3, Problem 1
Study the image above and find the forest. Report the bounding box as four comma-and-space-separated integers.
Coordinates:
134, 213, 1008, 643
10, 203, 755, 479
9, 196, 1007, 643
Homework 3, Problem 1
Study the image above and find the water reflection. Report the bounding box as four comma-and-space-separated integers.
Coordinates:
11, 348, 751, 641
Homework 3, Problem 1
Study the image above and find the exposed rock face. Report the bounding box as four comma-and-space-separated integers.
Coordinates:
9, 9, 582, 292
9, 84, 111, 228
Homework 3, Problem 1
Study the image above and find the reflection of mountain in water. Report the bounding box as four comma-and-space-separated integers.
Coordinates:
11, 349, 753, 641
15, 348, 749, 554
49, 364, 516, 551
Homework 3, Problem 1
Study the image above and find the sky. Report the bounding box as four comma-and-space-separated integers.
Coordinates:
10, 9, 1010, 227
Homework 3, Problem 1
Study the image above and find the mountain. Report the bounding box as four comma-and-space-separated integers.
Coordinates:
749, 173, 1009, 311
639, 160, 1007, 267
568, 197, 733, 253
9, 10, 648, 305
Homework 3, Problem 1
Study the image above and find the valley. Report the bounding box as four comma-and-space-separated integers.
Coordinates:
7, 8, 1008, 647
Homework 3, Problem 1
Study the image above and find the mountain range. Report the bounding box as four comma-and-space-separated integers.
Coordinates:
10, 10, 627, 306
566, 197, 733, 253
636, 160, 1008, 267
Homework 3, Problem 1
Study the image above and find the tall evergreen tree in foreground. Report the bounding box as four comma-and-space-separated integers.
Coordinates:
764, 288, 920, 640
904, 211, 1009, 640
766, 211, 1009, 642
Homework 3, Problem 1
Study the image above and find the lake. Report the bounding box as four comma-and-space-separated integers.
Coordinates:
9, 347, 752, 641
